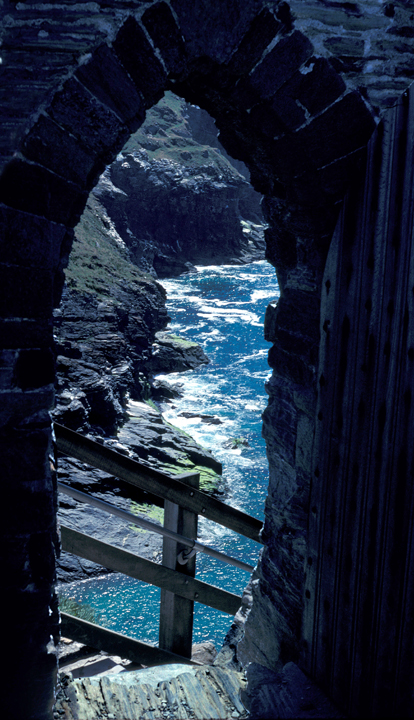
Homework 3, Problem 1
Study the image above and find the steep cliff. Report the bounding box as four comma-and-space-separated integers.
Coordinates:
53, 194, 169, 433
93, 92, 265, 277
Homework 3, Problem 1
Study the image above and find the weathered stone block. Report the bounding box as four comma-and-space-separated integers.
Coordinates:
142, 2, 188, 78
270, 57, 346, 130
316, 147, 367, 198
239, 577, 287, 671
268, 345, 315, 387
285, 170, 326, 207
49, 77, 129, 157
113, 17, 167, 108
0, 265, 54, 318
226, 9, 283, 79
272, 326, 319, 365
245, 661, 344, 719
271, 90, 306, 132
298, 91, 376, 169
295, 412, 314, 473
273, 289, 320, 342
0, 424, 51, 483
248, 101, 287, 137
269, 133, 314, 180
264, 225, 298, 283
0, 319, 53, 350
0, 388, 55, 428
249, 165, 283, 198
2, 483, 55, 534
262, 391, 298, 466
262, 450, 298, 516
324, 35, 365, 57
0, 349, 17, 389
288, 147, 366, 207
13, 348, 55, 390
170, 0, 253, 64
0, 158, 87, 225
249, 31, 314, 99
228, 78, 262, 112
264, 300, 280, 343
22, 114, 96, 187
76, 43, 146, 128
0, 204, 66, 269
387, 25, 414, 38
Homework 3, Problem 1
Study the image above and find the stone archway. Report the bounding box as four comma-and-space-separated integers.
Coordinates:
2, 2, 414, 718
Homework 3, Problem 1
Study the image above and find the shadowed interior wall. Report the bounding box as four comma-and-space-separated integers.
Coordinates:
302, 84, 414, 718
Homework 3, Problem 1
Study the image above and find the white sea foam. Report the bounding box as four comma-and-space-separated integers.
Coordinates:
63, 260, 277, 648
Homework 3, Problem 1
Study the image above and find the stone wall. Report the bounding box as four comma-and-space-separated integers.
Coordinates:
1, 1, 414, 717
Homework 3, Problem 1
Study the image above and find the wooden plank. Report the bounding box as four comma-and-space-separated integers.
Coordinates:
61, 525, 242, 616
55, 422, 263, 543
60, 613, 200, 667
159, 473, 199, 657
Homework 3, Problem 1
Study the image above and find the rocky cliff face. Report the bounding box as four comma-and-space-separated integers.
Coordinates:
53, 91, 264, 433
94, 151, 264, 277
53, 194, 170, 434
91, 91, 265, 277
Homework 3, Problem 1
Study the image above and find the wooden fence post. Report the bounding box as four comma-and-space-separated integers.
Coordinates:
159, 472, 199, 658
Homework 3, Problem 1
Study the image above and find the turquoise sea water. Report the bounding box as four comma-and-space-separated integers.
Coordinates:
60, 260, 280, 649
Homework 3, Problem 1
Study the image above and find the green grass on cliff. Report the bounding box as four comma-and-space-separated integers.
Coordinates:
123, 91, 240, 175
129, 501, 164, 532
162, 457, 222, 495
66, 92, 240, 301
166, 334, 199, 348
66, 195, 151, 301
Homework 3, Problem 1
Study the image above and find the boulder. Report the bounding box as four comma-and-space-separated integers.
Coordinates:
148, 332, 209, 374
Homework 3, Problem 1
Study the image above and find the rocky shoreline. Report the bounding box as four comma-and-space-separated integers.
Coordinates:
54, 90, 265, 586
55, 360, 225, 585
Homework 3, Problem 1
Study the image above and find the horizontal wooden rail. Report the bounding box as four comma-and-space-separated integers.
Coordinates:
59, 483, 255, 572
60, 613, 201, 667
61, 526, 243, 616
55, 423, 263, 544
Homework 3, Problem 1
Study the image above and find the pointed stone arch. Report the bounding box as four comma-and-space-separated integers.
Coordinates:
1, 2, 412, 718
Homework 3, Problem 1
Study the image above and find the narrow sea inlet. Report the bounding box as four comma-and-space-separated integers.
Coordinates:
60, 260, 280, 649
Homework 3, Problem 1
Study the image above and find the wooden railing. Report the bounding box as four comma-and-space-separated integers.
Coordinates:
55, 422, 263, 667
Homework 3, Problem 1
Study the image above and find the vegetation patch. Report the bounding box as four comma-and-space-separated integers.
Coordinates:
66, 195, 152, 302
224, 436, 250, 450
129, 501, 164, 533
59, 595, 102, 624
122, 92, 241, 176
161, 459, 223, 495
163, 419, 193, 438
167, 334, 199, 349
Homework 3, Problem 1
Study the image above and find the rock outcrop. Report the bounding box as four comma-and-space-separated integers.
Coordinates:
57, 401, 223, 585
94, 150, 265, 277
90, 91, 265, 277
148, 331, 209, 374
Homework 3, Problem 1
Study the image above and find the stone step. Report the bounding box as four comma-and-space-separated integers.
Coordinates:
54, 662, 248, 719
